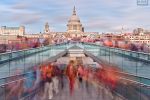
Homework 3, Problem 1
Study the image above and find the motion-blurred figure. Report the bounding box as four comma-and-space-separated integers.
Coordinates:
52, 64, 60, 94
23, 69, 36, 97
6, 69, 24, 100
42, 64, 54, 100
66, 60, 77, 95
77, 65, 84, 87
77, 65, 84, 88
96, 66, 119, 90
83, 67, 90, 94
32, 66, 42, 90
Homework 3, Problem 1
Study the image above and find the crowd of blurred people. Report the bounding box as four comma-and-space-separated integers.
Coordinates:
65, 60, 120, 94
4, 60, 121, 100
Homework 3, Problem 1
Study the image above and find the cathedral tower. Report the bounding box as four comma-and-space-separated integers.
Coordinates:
44, 22, 50, 33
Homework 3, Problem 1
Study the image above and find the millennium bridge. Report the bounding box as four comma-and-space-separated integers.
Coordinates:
0, 42, 150, 100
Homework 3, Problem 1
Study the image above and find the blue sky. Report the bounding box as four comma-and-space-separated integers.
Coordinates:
0, 0, 150, 33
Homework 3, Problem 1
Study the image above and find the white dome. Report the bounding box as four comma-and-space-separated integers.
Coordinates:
69, 15, 80, 22
67, 7, 81, 25
67, 6, 83, 32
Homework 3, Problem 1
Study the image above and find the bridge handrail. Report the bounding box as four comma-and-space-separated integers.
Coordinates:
0, 42, 67, 56
84, 42, 150, 55
0, 71, 35, 85
0, 70, 34, 80
84, 50, 150, 88
0, 43, 68, 65
0, 77, 26, 87
119, 77, 150, 88
0, 49, 68, 85
0, 45, 49, 55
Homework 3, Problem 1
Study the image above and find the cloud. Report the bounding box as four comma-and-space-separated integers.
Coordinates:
12, 12, 42, 25
11, 2, 29, 10
52, 16, 68, 24
0, 0, 150, 33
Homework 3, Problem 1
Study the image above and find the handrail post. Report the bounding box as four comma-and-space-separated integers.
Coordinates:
108, 47, 110, 64
23, 50, 25, 73
8, 52, 12, 76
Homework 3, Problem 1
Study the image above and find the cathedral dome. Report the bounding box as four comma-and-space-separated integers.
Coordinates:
67, 6, 83, 33
68, 14, 80, 23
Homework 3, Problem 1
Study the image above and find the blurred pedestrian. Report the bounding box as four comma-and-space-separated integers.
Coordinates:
23, 70, 36, 95
52, 64, 60, 94
65, 60, 77, 95
6, 69, 24, 100
32, 66, 42, 90
77, 65, 84, 88
42, 64, 54, 100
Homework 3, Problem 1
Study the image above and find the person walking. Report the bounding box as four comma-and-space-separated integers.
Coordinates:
52, 65, 60, 94
66, 60, 77, 95
77, 65, 84, 88
42, 64, 54, 100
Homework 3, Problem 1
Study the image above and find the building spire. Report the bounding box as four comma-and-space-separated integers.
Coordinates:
73, 6, 76, 15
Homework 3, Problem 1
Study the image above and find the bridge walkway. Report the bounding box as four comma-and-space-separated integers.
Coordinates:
31, 77, 124, 100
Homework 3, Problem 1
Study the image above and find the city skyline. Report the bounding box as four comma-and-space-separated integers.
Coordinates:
0, 0, 150, 34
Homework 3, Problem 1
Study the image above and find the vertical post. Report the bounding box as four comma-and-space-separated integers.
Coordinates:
109, 47, 110, 64
105, 47, 106, 61
99, 47, 101, 56
24, 50, 25, 73
42, 46, 43, 64
8, 52, 11, 76
4, 85, 6, 100
149, 46, 150, 60
48, 47, 51, 58
38, 48, 40, 65
135, 54, 138, 76
148, 53, 150, 61
121, 50, 123, 71
0, 54, 1, 61
35, 49, 36, 66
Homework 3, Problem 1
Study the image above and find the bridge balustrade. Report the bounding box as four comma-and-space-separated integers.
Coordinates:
81, 42, 150, 79
0, 43, 69, 78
